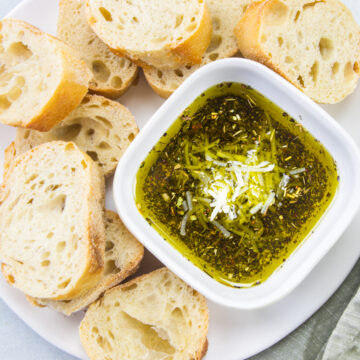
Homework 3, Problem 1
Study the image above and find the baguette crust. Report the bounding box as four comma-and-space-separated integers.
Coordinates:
0, 19, 91, 131
234, 0, 360, 103
58, 0, 138, 98
3, 142, 16, 183
234, 2, 264, 63
168, 4, 213, 68
0, 141, 105, 300
29, 210, 144, 315
85, 0, 212, 70
80, 267, 209, 360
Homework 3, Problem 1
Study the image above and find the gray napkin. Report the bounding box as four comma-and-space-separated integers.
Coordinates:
251, 259, 360, 360
319, 286, 360, 360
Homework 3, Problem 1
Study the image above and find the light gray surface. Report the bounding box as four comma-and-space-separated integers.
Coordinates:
0, 0, 23, 18
0, 1, 360, 360
0, 3, 77, 360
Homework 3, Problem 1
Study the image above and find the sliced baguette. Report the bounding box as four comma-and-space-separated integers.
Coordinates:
28, 210, 144, 315
85, 0, 212, 70
234, 0, 360, 103
14, 94, 138, 177
58, 0, 138, 98
0, 141, 105, 300
144, 0, 254, 98
80, 268, 209, 360
0, 19, 91, 131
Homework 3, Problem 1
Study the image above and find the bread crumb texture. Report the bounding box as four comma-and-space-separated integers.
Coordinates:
0, 141, 105, 300
15, 95, 138, 177
80, 268, 209, 360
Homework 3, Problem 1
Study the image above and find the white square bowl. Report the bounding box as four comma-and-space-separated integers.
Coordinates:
113, 58, 360, 309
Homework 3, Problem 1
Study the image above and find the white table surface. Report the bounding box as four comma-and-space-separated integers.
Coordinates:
1, 1, 360, 360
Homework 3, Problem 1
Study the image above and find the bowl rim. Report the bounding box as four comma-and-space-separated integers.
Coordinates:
113, 58, 360, 309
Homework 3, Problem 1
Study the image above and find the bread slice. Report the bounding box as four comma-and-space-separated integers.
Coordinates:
234, 0, 360, 104
144, 0, 254, 98
85, 0, 212, 70
28, 210, 144, 315
58, 0, 138, 98
14, 94, 138, 177
80, 268, 209, 360
0, 19, 91, 131
0, 141, 105, 300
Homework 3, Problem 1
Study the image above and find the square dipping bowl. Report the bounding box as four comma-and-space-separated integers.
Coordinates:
113, 58, 360, 309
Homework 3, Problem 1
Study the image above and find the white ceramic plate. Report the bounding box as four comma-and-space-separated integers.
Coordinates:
1, 1, 360, 359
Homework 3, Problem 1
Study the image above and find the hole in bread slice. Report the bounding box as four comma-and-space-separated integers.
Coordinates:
297, 75, 305, 87
353, 61, 359, 75
344, 61, 357, 82
92, 60, 111, 82
95, 116, 113, 128
207, 35, 222, 53
212, 16, 220, 31
96, 335, 113, 351
86, 150, 99, 162
7, 41, 33, 60
319, 37, 333, 60
0, 95, 11, 110
110, 76, 123, 89
174, 69, 183, 77
53, 123, 82, 141
104, 259, 120, 275
56, 241, 66, 252
175, 15, 184, 28
209, 53, 219, 61
310, 61, 319, 83
105, 241, 114, 252
98, 141, 111, 150
303, 1, 325, 11
263, 0, 289, 26
121, 283, 138, 292
99, 7, 112, 22
58, 278, 71, 289
119, 311, 175, 355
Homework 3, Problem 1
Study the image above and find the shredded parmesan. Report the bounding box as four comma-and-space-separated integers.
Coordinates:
201, 147, 282, 222
250, 203, 263, 214
261, 191, 275, 214
211, 220, 231, 238
186, 191, 193, 211
180, 212, 190, 236
289, 168, 306, 175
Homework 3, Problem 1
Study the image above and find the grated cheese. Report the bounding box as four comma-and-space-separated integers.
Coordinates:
201, 148, 282, 222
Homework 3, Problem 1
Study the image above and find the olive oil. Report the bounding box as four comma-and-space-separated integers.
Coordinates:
136, 83, 338, 288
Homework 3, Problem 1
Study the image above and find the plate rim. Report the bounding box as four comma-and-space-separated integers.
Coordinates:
1, 1, 360, 360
